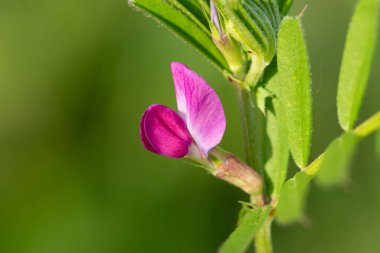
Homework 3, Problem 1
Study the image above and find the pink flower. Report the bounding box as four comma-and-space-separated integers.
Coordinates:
140, 62, 226, 158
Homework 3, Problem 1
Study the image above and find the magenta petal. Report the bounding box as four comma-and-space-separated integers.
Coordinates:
171, 62, 226, 155
140, 104, 193, 158
140, 109, 158, 153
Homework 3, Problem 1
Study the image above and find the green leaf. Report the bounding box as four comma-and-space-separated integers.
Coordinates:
276, 0, 293, 17
221, 0, 278, 63
264, 71, 289, 198
316, 133, 359, 187
337, 0, 378, 131
129, 0, 228, 71
255, 86, 274, 115
276, 171, 311, 224
277, 17, 312, 169
219, 206, 271, 253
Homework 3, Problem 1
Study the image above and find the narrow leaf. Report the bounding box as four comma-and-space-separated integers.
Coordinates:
276, 171, 311, 224
219, 206, 271, 253
276, 0, 293, 17
129, 0, 228, 71
277, 17, 312, 169
337, 0, 378, 131
264, 71, 289, 198
316, 133, 359, 187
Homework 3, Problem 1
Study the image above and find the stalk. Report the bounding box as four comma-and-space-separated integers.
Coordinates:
236, 88, 257, 168
237, 87, 273, 253
234, 63, 272, 252
254, 218, 273, 253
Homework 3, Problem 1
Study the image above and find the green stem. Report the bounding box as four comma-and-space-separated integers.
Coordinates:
236, 88, 266, 176
236, 83, 270, 253
237, 88, 266, 207
234, 61, 271, 252
353, 111, 380, 137
305, 111, 380, 177
237, 88, 256, 168
254, 218, 273, 253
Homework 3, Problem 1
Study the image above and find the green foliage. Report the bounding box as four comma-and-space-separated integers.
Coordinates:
305, 112, 380, 179
129, 0, 228, 71
130, 0, 380, 251
337, 0, 378, 131
316, 133, 359, 187
353, 111, 380, 138
219, 206, 271, 253
220, 0, 280, 64
277, 17, 312, 169
276, 171, 311, 224
276, 0, 293, 17
264, 72, 289, 198
238, 89, 265, 171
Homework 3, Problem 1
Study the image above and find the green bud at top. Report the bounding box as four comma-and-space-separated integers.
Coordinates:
210, 0, 247, 76
222, 0, 280, 62
217, 0, 281, 86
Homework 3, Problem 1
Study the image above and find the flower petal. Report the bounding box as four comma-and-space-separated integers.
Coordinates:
140, 109, 158, 153
171, 62, 226, 155
140, 104, 193, 158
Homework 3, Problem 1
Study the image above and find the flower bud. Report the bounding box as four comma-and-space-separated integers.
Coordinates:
210, 0, 247, 76
208, 147, 264, 203
218, 0, 281, 86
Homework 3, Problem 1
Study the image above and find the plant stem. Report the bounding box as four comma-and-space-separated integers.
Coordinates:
254, 218, 273, 253
353, 111, 380, 137
234, 61, 272, 252
236, 88, 266, 177
237, 86, 271, 252
305, 111, 380, 177
237, 88, 256, 168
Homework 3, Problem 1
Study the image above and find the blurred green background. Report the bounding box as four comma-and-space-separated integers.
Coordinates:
0, 0, 379, 252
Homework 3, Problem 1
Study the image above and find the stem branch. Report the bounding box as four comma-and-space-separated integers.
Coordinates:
305, 111, 380, 177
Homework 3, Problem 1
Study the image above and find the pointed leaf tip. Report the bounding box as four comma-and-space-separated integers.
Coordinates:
337, 0, 378, 131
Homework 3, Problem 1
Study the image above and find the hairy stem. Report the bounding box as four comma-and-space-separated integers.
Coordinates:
237, 88, 256, 168
236, 89, 266, 173
236, 82, 271, 251
236, 88, 267, 206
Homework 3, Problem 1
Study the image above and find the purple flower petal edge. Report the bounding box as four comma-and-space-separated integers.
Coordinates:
171, 62, 226, 155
